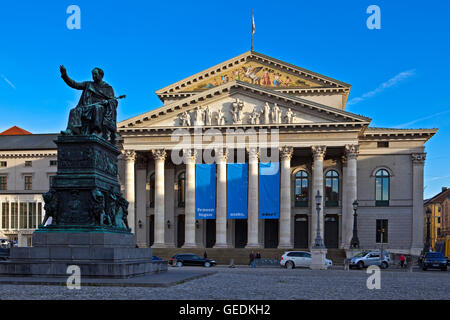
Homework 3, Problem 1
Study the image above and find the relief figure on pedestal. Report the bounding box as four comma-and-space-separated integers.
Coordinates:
42, 189, 58, 226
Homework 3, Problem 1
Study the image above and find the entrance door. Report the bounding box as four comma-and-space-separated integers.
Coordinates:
205, 219, 216, 248
324, 215, 339, 248
264, 219, 279, 248
177, 215, 185, 248
234, 219, 247, 248
294, 215, 309, 248
149, 215, 154, 247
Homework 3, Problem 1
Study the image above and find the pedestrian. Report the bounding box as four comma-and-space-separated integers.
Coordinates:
249, 251, 256, 268
256, 252, 261, 259
203, 250, 207, 259
399, 254, 405, 268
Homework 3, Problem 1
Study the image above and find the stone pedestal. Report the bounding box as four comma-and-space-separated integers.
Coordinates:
0, 232, 167, 278
310, 248, 328, 270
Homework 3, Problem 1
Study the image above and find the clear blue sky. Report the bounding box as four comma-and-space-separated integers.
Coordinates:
0, 0, 449, 198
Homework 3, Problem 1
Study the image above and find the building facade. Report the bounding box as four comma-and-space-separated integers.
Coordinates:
424, 187, 450, 250
117, 51, 437, 255
0, 132, 58, 245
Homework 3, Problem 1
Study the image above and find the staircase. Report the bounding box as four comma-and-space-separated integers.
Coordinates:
152, 248, 347, 266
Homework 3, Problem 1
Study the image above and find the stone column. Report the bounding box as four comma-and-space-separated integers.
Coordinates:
310, 145, 326, 247
214, 148, 229, 248
344, 144, 359, 249
151, 149, 167, 248
183, 149, 198, 248
123, 150, 136, 234
411, 153, 426, 255
279, 146, 293, 248
246, 147, 260, 248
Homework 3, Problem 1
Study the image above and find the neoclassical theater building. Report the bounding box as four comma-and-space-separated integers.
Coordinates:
117, 51, 436, 255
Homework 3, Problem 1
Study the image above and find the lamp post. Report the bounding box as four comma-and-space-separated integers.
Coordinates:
350, 200, 359, 248
424, 208, 432, 253
313, 190, 324, 248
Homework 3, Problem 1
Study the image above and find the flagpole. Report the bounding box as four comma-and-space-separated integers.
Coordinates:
251, 9, 254, 51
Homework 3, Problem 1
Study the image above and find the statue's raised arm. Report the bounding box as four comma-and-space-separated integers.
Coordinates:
60, 65, 86, 90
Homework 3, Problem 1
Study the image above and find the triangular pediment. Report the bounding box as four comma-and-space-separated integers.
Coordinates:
155, 51, 351, 103
119, 81, 370, 130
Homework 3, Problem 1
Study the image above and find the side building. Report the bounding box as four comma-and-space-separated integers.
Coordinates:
424, 187, 450, 250
0, 128, 58, 245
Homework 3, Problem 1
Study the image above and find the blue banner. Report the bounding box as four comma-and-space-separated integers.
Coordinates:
196, 164, 216, 219
259, 162, 280, 219
227, 163, 248, 219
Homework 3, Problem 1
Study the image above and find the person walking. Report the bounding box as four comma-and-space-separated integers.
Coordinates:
203, 250, 207, 259
249, 251, 256, 268
256, 252, 261, 260
399, 254, 405, 268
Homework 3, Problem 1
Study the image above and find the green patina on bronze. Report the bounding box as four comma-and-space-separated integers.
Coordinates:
38, 67, 129, 234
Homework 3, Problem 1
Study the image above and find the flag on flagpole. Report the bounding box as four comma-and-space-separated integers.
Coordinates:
251, 10, 255, 51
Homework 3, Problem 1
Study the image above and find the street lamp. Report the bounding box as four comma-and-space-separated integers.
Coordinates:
313, 190, 325, 248
350, 200, 360, 248
424, 208, 432, 253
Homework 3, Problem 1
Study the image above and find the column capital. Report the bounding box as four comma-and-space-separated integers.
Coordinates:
215, 148, 229, 162
183, 149, 197, 163
280, 146, 293, 160
151, 149, 167, 161
411, 153, 426, 164
122, 150, 136, 162
311, 145, 327, 161
345, 144, 359, 160
246, 147, 259, 161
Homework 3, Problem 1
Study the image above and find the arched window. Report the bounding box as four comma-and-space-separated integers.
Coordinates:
325, 170, 339, 207
294, 170, 309, 207
149, 173, 155, 208
375, 169, 390, 206
178, 172, 186, 208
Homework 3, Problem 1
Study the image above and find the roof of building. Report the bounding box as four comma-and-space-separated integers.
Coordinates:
0, 126, 32, 136
0, 134, 58, 151
424, 187, 450, 205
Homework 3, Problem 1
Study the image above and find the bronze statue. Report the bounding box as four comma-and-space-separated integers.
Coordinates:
42, 189, 58, 226
59, 65, 125, 143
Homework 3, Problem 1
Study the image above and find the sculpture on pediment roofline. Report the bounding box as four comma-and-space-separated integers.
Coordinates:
59, 65, 125, 144
284, 108, 296, 124
249, 107, 260, 125
194, 107, 204, 126
272, 103, 281, 123
262, 102, 271, 124
216, 109, 225, 125
205, 106, 212, 126
178, 111, 191, 126
230, 99, 244, 124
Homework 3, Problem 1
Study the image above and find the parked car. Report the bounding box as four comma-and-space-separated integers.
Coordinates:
169, 253, 216, 267
0, 239, 11, 248
421, 252, 447, 271
349, 251, 390, 269
152, 255, 163, 261
280, 251, 332, 269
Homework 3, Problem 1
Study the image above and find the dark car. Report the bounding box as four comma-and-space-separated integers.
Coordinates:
169, 253, 216, 267
152, 255, 163, 261
421, 252, 447, 271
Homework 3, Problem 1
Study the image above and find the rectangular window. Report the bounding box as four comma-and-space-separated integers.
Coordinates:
0, 176, 6, 191
377, 141, 389, 148
24, 176, 32, 190
11, 203, 18, 229
437, 228, 441, 236
19, 202, 27, 229
0, 161, 6, 167
29, 203, 37, 229
37, 202, 42, 225
1, 203, 9, 229
437, 217, 441, 224
24, 161, 32, 167
376, 219, 388, 243
49, 160, 57, 166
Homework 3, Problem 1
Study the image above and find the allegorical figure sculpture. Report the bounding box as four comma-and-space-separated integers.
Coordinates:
42, 189, 58, 226
59, 65, 125, 143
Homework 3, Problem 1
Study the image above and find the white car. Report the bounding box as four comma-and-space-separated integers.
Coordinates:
280, 251, 333, 269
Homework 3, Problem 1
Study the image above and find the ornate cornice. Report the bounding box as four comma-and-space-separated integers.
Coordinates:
311, 145, 327, 161
0, 153, 57, 159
